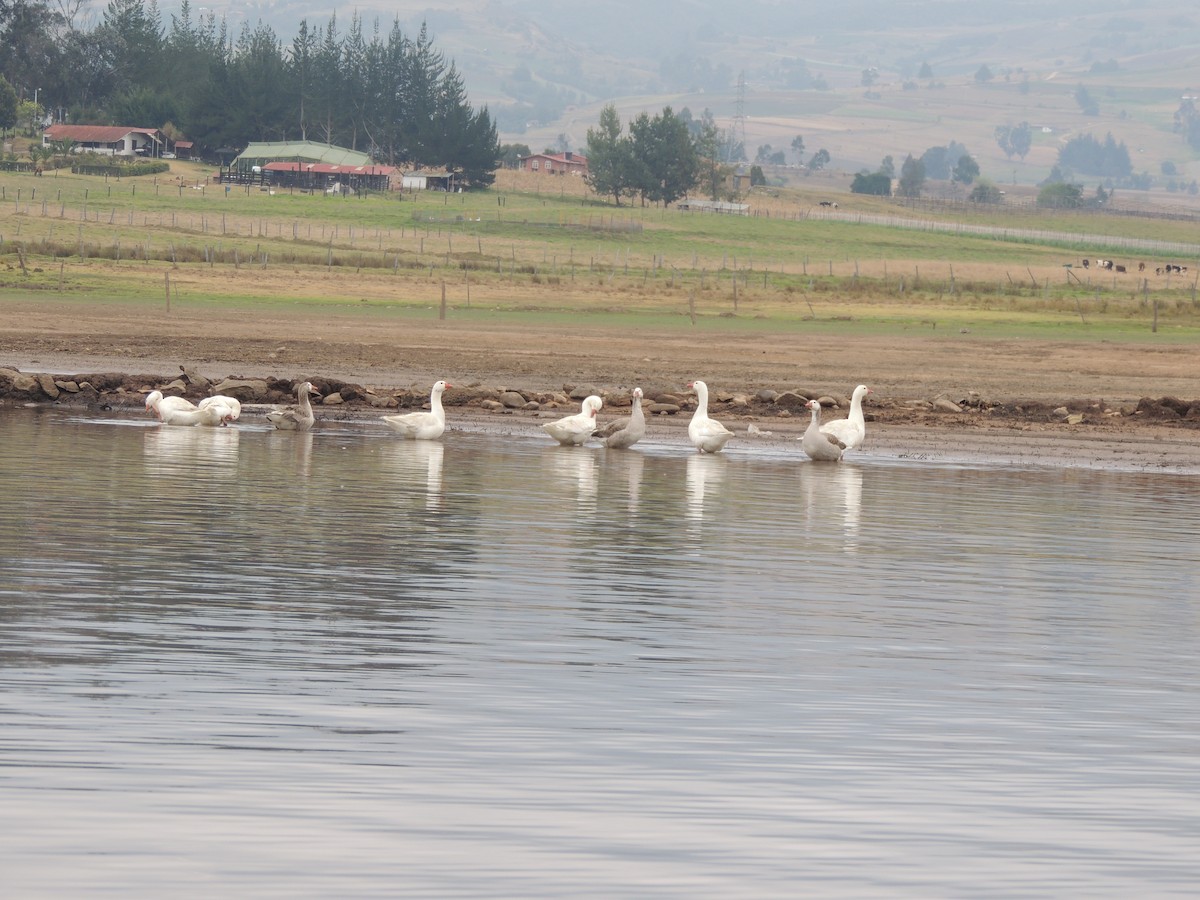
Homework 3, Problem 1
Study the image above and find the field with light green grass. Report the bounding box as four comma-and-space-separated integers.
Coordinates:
2, 165, 1198, 343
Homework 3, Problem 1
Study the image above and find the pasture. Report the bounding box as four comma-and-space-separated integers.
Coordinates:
1, 165, 1198, 340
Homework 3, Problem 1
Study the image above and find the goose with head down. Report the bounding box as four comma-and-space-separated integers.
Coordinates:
198, 394, 242, 421
802, 399, 845, 461
543, 395, 603, 446
266, 381, 319, 431
144, 390, 198, 422
687, 380, 733, 454
145, 391, 231, 427
820, 384, 870, 451
381, 380, 451, 440
604, 387, 646, 449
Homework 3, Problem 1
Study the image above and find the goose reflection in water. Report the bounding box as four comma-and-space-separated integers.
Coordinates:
544, 446, 599, 505
380, 440, 444, 511
267, 429, 313, 479
602, 447, 645, 517
801, 463, 863, 551
686, 452, 727, 523
143, 423, 241, 477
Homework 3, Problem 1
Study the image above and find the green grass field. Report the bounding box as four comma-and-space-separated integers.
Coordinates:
2, 164, 1198, 342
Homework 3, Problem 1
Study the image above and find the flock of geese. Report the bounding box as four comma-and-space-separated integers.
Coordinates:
144, 378, 872, 461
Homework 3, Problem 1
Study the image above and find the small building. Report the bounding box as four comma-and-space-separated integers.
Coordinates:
677, 199, 749, 215
401, 169, 455, 191
172, 140, 194, 160
42, 124, 163, 157
519, 151, 588, 176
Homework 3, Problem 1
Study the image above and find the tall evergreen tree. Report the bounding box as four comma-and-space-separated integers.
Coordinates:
585, 104, 633, 206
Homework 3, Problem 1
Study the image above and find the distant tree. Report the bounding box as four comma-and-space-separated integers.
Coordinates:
1041, 164, 1073, 186
1161, 160, 1177, 176
1094, 184, 1109, 206
861, 67, 878, 87
1074, 84, 1099, 115
1173, 97, 1200, 151
755, 143, 773, 163
790, 134, 805, 161
1058, 132, 1131, 178
850, 171, 892, 195
1037, 182, 1084, 208
749, 164, 766, 186
921, 141, 969, 180
807, 148, 830, 172
628, 105, 700, 206
968, 180, 1003, 203
0, 77, 18, 135
1008, 122, 1032, 160
974, 64, 993, 83
896, 154, 925, 197
952, 155, 980, 185
879, 155, 895, 178
694, 110, 733, 200
555, 132, 571, 152
499, 142, 531, 168
918, 61, 933, 79
585, 103, 633, 206
995, 124, 1015, 159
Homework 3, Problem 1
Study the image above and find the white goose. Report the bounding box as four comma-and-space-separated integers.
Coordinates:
199, 394, 242, 421
266, 381, 318, 431
144, 390, 231, 425
687, 380, 733, 454
802, 399, 845, 461
820, 384, 871, 451
381, 380, 450, 440
543, 395, 602, 446
604, 387, 646, 449
144, 390, 198, 421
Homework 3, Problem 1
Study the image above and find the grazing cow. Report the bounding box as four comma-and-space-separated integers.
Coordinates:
1156, 267, 1163, 276
1081, 258, 1090, 269
1115, 264, 1126, 273
1138, 262, 1145, 272
818, 200, 838, 208
1098, 259, 1114, 270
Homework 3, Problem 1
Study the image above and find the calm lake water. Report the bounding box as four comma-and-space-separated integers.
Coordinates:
1, 408, 1198, 898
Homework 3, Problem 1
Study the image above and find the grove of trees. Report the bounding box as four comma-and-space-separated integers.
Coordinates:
585, 103, 725, 207
995, 122, 1032, 160
1057, 133, 1132, 179
0, 0, 500, 185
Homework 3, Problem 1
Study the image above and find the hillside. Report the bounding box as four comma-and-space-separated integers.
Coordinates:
198, 0, 1200, 189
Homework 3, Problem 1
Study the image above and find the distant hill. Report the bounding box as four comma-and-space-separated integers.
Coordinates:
218, 0, 1200, 188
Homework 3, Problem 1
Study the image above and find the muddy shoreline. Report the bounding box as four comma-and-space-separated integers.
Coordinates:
4, 362, 1198, 475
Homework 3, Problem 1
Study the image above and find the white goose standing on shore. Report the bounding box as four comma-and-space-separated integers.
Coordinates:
381, 380, 451, 440
820, 384, 870, 451
687, 380, 733, 454
802, 399, 846, 462
543, 395, 603, 446
267, 381, 319, 431
604, 387, 646, 449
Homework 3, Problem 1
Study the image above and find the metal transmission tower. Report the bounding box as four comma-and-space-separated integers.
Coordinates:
725, 71, 747, 163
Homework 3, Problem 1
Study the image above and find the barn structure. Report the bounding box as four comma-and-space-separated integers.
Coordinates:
219, 141, 399, 192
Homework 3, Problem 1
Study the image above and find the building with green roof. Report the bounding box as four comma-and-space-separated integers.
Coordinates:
231, 141, 373, 173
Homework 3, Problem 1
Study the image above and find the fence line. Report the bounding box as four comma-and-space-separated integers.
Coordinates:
810, 209, 1200, 257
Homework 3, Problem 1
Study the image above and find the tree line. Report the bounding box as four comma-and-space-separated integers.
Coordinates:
0, 0, 500, 186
